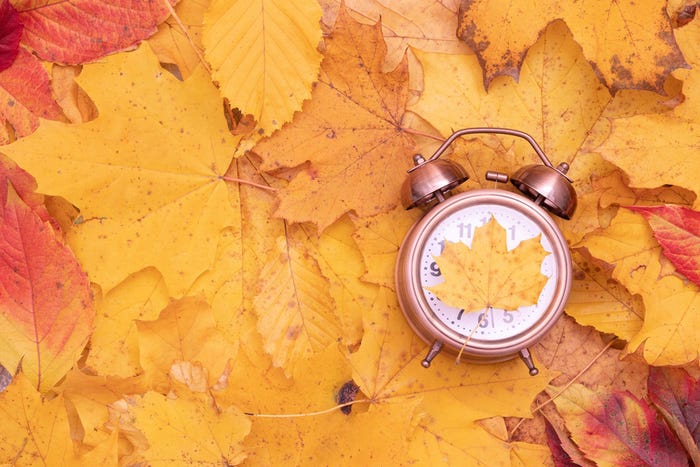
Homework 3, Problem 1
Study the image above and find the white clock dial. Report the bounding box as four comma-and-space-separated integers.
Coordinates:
418, 203, 558, 341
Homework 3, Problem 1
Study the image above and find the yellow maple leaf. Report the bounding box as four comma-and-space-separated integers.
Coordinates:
457, 0, 685, 93
0, 373, 74, 464
595, 19, 700, 210
427, 217, 549, 314
130, 389, 251, 465
581, 210, 700, 365
3, 45, 239, 296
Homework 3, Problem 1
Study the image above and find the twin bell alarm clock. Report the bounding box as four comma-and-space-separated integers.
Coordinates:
395, 128, 576, 375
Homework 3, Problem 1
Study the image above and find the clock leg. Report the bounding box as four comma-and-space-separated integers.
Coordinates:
518, 348, 539, 376
421, 340, 444, 368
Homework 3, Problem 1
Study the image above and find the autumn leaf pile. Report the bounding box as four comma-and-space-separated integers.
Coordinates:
1, 0, 700, 464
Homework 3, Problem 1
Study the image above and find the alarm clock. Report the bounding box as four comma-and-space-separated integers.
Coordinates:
395, 128, 576, 375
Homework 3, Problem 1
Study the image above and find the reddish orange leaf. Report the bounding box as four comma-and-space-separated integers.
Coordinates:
649, 367, 700, 449
15, 0, 174, 64
552, 384, 687, 466
628, 205, 700, 287
0, 178, 94, 391
0, 153, 50, 223
0, 48, 64, 143
0, 0, 21, 71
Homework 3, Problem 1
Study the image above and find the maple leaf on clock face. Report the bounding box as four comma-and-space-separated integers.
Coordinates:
427, 217, 549, 314
252, 5, 415, 231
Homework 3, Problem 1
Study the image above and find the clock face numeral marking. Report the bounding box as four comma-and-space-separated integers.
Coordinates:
419, 203, 558, 341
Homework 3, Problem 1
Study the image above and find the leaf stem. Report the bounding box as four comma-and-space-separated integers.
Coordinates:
219, 175, 277, 192
507, 337, 617, 439
400, 127, 445, 142
161, 0, 211, 74
244, 399, 371, 418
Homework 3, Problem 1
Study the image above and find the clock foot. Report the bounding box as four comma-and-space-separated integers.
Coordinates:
519, 348, 539, 376
421, 340, 444, 368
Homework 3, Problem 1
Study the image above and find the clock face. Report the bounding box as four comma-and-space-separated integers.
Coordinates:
418, 202, 557, 341
395, 189, 572, 360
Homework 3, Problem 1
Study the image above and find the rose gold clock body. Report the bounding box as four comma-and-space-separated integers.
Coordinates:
395, 189, 573, 366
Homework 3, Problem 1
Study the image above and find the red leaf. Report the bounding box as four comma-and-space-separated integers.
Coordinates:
544, 418, 583, 467
0, 177, 94, 391
0, 0, 22, 71
628, 205, 700, 286
554, 384, 687, 466
649, 367, 700, 448
0, 47, 64, 143
15, 0, 173, 64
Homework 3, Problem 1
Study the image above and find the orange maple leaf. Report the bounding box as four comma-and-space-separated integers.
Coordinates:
427, 217, 548, 313
253, 6, 415, 230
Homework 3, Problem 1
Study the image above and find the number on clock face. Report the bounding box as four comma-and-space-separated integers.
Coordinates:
419, 203, 558, 340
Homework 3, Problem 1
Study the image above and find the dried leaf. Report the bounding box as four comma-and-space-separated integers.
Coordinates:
320, 0, 470, 70
0, 179, 93, 392
428, 217, 549, 313
410, 20, 611, 168
253, 6, 415, 230
595, 18, 700, 206
203, 0, 323, 134
457, 0, 686, 93
350, 287, 556, 420
628, 205, 700, 287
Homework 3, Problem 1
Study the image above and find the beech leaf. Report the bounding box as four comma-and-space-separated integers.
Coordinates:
627, 205, 700, 287
0, 178, 93, 392
203, 0, 323, 134
428, 216, 549, 313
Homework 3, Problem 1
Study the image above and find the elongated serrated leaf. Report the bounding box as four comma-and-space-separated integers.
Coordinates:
16, 0, 173, 64
254, 233, 340, 375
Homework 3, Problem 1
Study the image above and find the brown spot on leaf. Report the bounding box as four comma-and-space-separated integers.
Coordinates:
286, 325, 302, 340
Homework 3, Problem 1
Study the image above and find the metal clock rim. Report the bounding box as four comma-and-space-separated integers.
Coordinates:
395, 189, 573, 362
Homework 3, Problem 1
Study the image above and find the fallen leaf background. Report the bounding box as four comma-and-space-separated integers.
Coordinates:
0, 0, 699, 465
